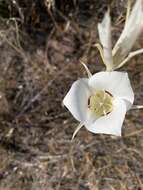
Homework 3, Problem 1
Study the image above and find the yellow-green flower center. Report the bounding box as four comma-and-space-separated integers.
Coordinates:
88, 90, 113, 117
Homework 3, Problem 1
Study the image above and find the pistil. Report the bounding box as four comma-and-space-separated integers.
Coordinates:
88, 90, 113, 117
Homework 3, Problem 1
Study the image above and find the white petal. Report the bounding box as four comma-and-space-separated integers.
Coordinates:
63, 79, 91, 122
98, 10, 113, 70
88, 71, 134, 109
113, 0, 143, 67
85, 99, 127, 136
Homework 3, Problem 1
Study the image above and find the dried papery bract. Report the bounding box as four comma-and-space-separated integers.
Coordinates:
97, 0, 143, 71
112, 0, 143, 69
80, 60, 92, 78
98, 10, 113, 71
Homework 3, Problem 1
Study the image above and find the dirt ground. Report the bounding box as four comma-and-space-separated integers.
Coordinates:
0, 0, 143, 190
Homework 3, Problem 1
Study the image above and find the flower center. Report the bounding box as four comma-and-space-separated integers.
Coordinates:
88, 90, 113, 117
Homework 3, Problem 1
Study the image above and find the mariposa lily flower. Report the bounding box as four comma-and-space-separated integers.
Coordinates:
63, 69, 134, 138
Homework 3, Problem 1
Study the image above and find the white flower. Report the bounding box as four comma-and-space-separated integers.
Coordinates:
63, 71, 134, 137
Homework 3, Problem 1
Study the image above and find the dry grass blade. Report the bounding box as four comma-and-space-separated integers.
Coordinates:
124, 128, 143, 137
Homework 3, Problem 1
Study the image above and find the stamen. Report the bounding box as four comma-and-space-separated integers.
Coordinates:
88, 90, 113, 117
88, 97, 90, 105
105, 90, 113, 97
